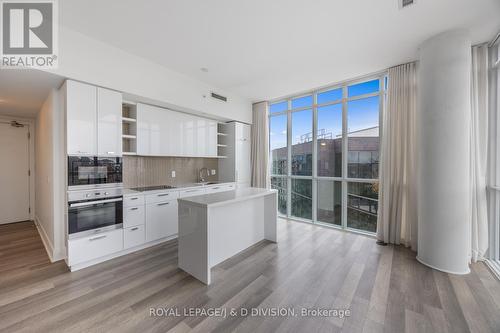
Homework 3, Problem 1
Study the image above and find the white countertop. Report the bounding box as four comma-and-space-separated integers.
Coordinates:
123, 182, 235, 196
178, 187, 277, 208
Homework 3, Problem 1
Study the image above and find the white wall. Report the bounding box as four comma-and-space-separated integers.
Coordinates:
43, 27, 252, 123
417, 30, 471, 274
35, 89, 65, 261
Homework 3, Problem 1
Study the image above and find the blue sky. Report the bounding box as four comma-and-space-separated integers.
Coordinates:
270, 79, 380, 150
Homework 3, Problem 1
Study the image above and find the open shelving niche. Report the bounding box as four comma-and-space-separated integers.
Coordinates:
122, 102, 137, 155
217, 122, 229, 158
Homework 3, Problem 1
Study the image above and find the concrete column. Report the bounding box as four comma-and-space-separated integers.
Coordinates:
417, 30, 471, 274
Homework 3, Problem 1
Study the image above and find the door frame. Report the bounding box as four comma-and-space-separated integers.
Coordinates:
0, 116, 35, 222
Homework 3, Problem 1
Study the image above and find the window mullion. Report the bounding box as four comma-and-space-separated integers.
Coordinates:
287, 100, 292, 218
342, 85, 348, 230
312, 93, 318, 223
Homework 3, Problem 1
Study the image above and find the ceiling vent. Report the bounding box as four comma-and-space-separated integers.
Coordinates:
399, 0, 415, 9
211, 92, 228, 102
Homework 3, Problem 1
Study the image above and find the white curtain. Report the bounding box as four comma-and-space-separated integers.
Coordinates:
487, 42, 500, 265
251, 102, 270, 188
377, 62, 418, 250
470, 44, 489, 262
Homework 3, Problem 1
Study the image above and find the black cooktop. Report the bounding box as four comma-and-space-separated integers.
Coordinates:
130, 185, 177, 192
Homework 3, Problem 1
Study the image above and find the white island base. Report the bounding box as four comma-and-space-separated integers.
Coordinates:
178, 188, 277, 285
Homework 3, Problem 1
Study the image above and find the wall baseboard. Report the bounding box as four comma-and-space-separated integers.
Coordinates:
33, 216, 66, 263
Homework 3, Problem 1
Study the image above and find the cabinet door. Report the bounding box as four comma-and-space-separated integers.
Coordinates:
235, 123, 251, 184
146, 200, 178, 242
97, 88, 122, 156
205, 183, 235, 194
168, 111, 183, 156
136, 104, 149, 155
179, 188, 206, 198
183, 114, 195, 156
66, 81, 97, 155
195, 118, 207, 157
123, 205, 145, 228
136, 103, 157, 156
68, 229, 123, 266
207, 120, 218, 157
124, 225, 145, 249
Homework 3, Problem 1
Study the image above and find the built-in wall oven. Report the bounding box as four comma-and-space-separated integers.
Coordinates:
68, 156, 122, 189
67, 187, 123, 239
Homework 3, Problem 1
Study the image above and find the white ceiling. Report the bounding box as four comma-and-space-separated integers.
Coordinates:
0, 70, 64, 118
60, 0, 500, 102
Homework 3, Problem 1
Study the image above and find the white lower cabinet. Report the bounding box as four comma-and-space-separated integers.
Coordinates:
124, 225, 145, 249
123, 195, 144, 207
123, 205, 145, 228
146, 200, 178, 242
68, 184, 236, 270
205, 184, 236, 194
179, 188, 206, 198
68, 229, 123, 266
145, 191, 179, 204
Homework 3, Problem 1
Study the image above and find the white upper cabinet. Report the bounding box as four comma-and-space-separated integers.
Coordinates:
66, 81, 97, 155
66, 81, 123, 156
137, 103, 217, 157
97, 88, 122, 156
207, 119, 218, 157
137, 103, 164, 156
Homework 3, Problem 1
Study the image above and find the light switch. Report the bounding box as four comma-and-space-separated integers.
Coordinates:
211, 169, 216, 175
171, 171, 176, 178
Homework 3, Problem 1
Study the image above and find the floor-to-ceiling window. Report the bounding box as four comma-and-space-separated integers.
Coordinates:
269, 75, 385, 234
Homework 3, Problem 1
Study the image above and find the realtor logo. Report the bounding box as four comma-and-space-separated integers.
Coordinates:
1, 0, 58, 68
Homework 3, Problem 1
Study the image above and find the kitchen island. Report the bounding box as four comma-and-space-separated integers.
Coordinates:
177, 188, 277, 284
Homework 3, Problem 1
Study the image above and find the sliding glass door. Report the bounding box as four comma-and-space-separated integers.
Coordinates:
269, 75, 385, 234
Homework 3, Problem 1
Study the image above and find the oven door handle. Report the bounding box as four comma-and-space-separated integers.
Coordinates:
69, 198, 123, 208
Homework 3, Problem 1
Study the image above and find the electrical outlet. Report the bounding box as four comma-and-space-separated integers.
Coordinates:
171, 171, 176, 178
211, 169, 216, 175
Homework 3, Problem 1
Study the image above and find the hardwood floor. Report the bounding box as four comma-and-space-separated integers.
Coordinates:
0, 220, 499, 333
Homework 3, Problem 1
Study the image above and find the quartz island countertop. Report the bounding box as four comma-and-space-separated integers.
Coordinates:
177, 188, 277, 208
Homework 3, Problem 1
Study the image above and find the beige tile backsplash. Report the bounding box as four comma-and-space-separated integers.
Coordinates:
123, 156, 219, 188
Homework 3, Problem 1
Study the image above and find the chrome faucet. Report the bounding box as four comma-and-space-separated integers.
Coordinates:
199, 167, 210, 183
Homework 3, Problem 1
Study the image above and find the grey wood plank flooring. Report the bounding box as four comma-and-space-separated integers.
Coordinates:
0, 220, 499, 333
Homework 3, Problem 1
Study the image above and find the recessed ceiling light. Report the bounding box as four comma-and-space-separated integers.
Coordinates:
200, 67, 208, 73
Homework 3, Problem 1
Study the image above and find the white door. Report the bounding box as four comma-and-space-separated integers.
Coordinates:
0, 122, 30, 224
66, 80, 97, 155
97, 87, 122, 156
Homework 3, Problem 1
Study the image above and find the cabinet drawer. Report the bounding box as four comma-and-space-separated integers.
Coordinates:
145, 191, 179, 204
205, 184, 236, 194
123, 205, 145, 228
68, 229, 123, 266
179, 188, 206, 198
124, 225, 145, 249
123, 195, 144, 207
